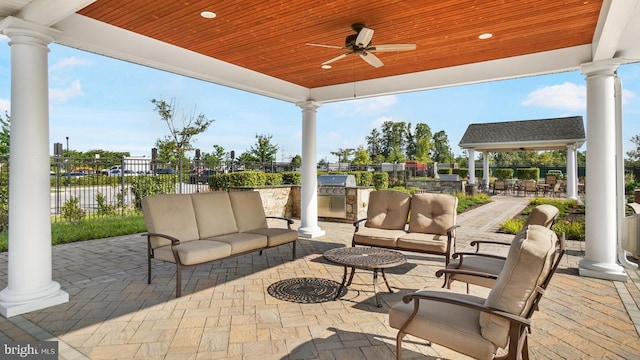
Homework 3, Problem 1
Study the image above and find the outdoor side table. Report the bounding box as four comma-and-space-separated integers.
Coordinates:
323, 247, 407, 307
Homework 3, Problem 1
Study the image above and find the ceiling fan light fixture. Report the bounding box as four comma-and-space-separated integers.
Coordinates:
321, 64, 332, 69
478, 33, 493, 40
200, 11, 216, 19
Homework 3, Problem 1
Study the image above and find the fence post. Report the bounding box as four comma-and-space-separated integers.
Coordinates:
121, 157, 126, 217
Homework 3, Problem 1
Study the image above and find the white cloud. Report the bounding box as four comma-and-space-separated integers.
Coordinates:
522, 81, 636, 111
369, 116, 394, 129
521, 82, 586, 111
0, 99, 9, 113
49, 80, 83, 103
330, 95, 398, 116
50, 56, 89, 72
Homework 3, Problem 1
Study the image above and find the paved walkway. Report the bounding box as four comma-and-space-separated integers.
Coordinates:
0, 195, 639, 359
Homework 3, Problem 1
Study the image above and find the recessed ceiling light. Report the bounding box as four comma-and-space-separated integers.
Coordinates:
200, 11, 216, 19
321, 65, 332, 69
478, 33, 493, 40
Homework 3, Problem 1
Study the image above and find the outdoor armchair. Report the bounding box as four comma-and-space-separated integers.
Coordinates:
438, 204, 559, 291
390, 225, 564, 360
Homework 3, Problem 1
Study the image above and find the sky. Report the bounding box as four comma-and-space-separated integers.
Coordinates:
1, 34, 640, 163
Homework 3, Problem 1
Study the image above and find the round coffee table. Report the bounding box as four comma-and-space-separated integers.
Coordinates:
323, 247, 407, 307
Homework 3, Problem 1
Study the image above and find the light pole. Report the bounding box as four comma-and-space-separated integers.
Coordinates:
65, 137, 70, 186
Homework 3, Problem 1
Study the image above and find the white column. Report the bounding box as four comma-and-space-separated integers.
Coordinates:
467, 149, 475, 185
0, 17, 69, 317
483, 152, 490, 192
578, 60, 627, 281
566, 144, 578, 199
296, 101, 325, 238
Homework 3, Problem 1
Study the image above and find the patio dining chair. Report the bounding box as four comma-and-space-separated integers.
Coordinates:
437, 204, 560, 291
390, 225, 564, 360
493, 180, 507, 195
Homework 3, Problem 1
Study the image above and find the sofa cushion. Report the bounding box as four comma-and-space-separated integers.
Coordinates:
397, 232, 448, 253
364, 190, 411, 230
229, 191, 269, 232
191, 191, 239, 238
389, 288, 497, 360
209, 232, 268, 255
154, 240, 232, 266
353, 227, 406, 248
479, 225, 558, 348
142, 194, 200, 249
408, 193, 457, 235
245, 228, 298, 247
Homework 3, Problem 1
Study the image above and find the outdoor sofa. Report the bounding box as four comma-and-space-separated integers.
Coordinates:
142, 190, 298, 297
352, 190, 458, 266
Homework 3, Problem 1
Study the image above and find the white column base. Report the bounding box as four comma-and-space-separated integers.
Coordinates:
578, 258, 628, 282
298, 227, 326, 239
0, 281, 69, 318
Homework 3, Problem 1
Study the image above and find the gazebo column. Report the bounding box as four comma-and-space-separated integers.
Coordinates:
296, 101, 325, 238
467, 149, 475, 185
578, 60, 627, 281
0, 17, 69, 317
483, 152, 490, 192
566, 143, 578, 200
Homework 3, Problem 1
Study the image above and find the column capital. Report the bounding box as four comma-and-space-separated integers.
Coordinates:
580, 59, 622, 77
0, 16, 60, 46
296, 100, 322, 111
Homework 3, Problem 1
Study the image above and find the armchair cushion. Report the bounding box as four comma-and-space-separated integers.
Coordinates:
523, 204, 559, 228
479, 225, 558, 348
389, 288, 497, 360
408, 193, 457, 235
448, 256, 505, 288
153, 240, 232, 265
364, 190, 411, 230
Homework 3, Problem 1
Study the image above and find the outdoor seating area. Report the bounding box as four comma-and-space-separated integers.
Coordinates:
0, 196, 638, 359
489, 176, 567, 198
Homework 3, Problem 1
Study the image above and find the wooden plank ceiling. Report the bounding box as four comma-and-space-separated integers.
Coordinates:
78, 0, 603, 89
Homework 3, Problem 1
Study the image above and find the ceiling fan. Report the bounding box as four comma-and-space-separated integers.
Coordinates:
306, 23, 416, 68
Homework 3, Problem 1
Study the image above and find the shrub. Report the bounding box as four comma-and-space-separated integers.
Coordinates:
95, 192, 116, 216
264, 173, 283, 186
438, 168, 452, 175
130, 176, 176, 209
281, 172, 301, 185
61, 197, 86, 223
372, 172, 389, 189
454, 168, 469, 179
516, 168, 540, 180
495, 168, 513, 180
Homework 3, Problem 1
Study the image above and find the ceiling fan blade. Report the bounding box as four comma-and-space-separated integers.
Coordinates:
306, 43, 344, 49
369, 44, 417, 52
360, 52, 383, 68
355, 27, 374, 47
322, 53, 349, 65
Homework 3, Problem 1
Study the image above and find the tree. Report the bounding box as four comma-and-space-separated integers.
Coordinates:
330, 148, 354, 163
365, 128, 382, 160
201, 144, 227, 170
151, 98, 214, 169
404, 122, 416, 159
249, 134, 279, 163
431, 130, 451, 163
0, 112, 9, 156
290, 154, 302, 167
627, 134, 640, 165
352, 146, 370, 165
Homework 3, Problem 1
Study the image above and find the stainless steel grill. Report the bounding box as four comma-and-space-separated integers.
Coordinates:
317, 174, 356, 218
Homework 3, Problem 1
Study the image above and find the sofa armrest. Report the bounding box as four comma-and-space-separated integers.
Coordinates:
144, 232, 181, 246
353, 218, 367, 232
266, 216, 294, 230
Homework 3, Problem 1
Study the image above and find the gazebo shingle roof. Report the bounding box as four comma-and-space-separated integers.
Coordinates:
459, 116, 585, 151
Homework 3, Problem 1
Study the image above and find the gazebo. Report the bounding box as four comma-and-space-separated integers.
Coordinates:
459, 116, 586, 200
1, 1, 640, 316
